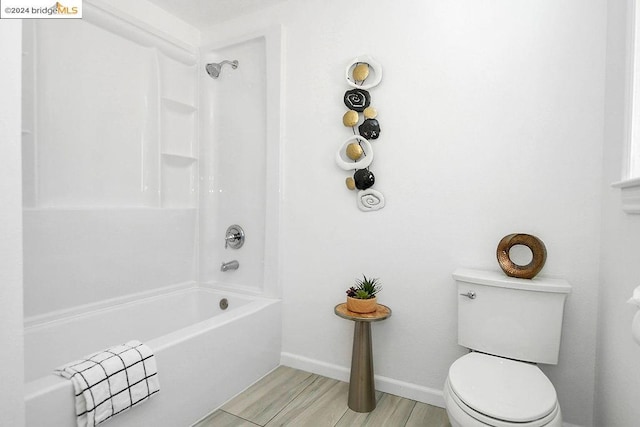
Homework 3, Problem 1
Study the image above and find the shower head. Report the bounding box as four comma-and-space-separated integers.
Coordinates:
205, 60, 239, 79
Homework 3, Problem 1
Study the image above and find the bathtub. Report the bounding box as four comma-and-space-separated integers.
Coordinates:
24, 286, 282, 427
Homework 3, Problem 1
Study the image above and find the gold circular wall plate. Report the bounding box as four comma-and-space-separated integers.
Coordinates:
345, 177, 356, 190
343, 110, 359, 127
353, 63, 370, 81
363, 106, 378, 119
346, 142, 364, 160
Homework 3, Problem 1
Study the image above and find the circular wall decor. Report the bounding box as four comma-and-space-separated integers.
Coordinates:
345, 55, 383, 90
358, 118, 381, 140
344, 89, 371, 112
496, 233, 547, 279
357, 189, 385, 211
353, 168, 375, 190
343, 110, 360, 127
338, 55, 384, 212
336, 135, 373, 170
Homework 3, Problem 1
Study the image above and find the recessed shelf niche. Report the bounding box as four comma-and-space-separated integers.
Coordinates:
161, 98, 196, 158
158, 52, 198, 208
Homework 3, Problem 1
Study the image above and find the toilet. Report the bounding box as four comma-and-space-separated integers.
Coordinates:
444, 268, 571, 427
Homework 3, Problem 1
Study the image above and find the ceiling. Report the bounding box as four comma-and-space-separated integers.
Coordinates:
146, 0, 287, 29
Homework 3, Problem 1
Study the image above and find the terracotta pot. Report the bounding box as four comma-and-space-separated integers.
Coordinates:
346, 296, 377, 313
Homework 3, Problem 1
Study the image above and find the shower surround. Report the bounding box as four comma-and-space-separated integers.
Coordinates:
21, 1, 282, 425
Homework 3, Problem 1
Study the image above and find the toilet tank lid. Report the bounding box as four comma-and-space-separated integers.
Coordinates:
453, 268, 571, 294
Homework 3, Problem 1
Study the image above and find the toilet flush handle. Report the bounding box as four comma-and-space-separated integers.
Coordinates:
459, 291, 476, 300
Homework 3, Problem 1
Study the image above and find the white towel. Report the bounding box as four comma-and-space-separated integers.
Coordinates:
55, 340, 160, 427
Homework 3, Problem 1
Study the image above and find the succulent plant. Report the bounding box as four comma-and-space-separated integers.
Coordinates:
345, 275, 382, 300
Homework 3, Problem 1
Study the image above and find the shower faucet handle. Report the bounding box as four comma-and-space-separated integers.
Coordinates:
224, 233, 240, 248
224, 225, 245, 249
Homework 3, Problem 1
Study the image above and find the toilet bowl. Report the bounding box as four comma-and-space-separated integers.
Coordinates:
443, 353, 562, 427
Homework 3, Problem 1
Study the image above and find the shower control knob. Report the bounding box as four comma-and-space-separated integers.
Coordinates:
224, 225, 245, 249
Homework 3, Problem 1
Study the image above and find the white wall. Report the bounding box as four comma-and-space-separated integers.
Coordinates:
204, 1, 606, 425
0, 19, 25, 427
595, 1, 640, 426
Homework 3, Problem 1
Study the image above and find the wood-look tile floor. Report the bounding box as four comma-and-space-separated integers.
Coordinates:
193, 366, 451, 427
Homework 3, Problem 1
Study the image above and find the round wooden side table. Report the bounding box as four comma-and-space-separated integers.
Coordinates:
334, 303, 392, 412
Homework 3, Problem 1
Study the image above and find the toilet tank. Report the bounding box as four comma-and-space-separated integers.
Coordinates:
453, 268, 571, 365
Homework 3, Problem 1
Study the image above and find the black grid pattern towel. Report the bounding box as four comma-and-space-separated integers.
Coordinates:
55, 340, 160, 427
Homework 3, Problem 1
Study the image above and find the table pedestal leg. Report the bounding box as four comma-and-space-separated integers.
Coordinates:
348, 321, 376, 412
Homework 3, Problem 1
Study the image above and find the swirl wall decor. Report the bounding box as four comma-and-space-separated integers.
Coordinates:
337, 55, 385, 211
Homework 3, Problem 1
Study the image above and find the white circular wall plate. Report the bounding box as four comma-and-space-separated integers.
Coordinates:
345, 55, 383, 90
357, 189, 385, 211
336, 135, 373, 170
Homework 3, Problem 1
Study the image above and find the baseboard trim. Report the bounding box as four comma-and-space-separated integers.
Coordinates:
280, 352, 584, 426
280, 352, 445, 408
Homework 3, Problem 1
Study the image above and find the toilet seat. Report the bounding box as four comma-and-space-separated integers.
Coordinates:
445, 378, 560, 427
446, 353, 559, 427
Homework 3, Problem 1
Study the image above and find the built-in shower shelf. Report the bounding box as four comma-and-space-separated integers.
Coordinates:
161, 152, 198, 163
158, 55, 198, 209
161, 97, 197, 113
22, 129, 33, 135
161, 98, 196, 158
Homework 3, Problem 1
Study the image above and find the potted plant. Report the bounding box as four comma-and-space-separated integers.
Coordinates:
346, 275, 382, 313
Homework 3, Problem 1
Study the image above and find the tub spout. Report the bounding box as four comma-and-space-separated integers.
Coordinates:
221, 260, 239, 272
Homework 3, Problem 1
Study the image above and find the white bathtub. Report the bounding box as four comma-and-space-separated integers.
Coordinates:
24, 287, 282, 427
